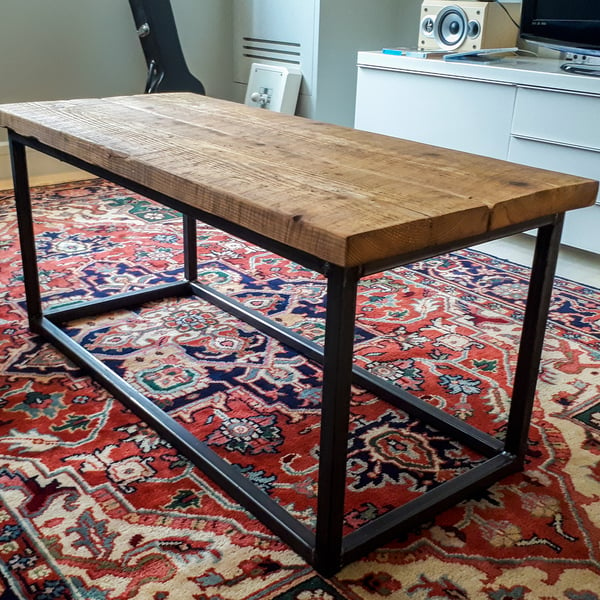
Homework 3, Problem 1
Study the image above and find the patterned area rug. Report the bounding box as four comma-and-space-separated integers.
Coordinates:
0, 179, 598, 600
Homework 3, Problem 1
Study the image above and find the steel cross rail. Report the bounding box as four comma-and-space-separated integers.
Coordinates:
8, 130, 563, 576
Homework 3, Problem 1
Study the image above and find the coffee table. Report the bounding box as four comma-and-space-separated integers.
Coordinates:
1, 93, 596, 575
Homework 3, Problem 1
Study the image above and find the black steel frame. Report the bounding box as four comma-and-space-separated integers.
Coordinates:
8, 130, 564, 576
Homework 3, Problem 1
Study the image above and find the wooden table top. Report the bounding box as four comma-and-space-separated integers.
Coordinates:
1, 93, 597, 267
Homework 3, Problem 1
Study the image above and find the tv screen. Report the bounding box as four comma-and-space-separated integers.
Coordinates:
520, 0, 600, 56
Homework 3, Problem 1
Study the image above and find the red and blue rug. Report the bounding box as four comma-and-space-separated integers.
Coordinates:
0, 179, 598, 599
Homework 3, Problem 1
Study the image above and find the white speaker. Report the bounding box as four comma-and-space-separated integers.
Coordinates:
419, 1, 521, 52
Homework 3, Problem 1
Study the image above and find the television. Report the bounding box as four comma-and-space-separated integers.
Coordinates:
519, 0, 600, 74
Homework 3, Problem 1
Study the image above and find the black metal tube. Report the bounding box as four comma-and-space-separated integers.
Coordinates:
7, 132, 327, 275
504, 215, 564, 462
361, 216, 556, 276
8, 133, 43, 331
45, 281, 192, 324
314, 265, 361, 575
183, 214, 198, 281
40, 252, 499, 462
37, 316, 317, 562
189, 280, 324, 362
340, 451, 517, 568
191, 281, 502, 456
353, 364, 503, 456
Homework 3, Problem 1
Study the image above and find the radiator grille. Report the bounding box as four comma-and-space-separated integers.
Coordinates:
241, 37, 301, 66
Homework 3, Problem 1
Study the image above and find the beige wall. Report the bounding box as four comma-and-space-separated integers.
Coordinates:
0, 0, 233, 179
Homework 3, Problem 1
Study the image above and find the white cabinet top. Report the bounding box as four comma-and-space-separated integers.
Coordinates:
357, 51, 600, 95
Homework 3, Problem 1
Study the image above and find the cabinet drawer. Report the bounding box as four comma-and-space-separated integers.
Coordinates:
509, 136, 600, 253
355, 67, 515, 159
509, 136, 600, 204
512, 87, 600, 151
560, 203, 600, 254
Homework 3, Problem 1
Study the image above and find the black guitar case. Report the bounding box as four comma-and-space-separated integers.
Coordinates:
128, 0, 206, 95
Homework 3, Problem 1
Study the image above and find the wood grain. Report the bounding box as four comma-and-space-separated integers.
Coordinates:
1, 93, 596, 266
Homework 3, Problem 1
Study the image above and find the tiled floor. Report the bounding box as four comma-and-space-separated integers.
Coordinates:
477, 233, 600, 289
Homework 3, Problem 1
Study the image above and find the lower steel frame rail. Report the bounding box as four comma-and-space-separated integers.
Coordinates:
8, 130, 564, 576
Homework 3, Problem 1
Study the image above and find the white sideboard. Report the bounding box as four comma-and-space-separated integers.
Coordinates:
355, 51, 600, 255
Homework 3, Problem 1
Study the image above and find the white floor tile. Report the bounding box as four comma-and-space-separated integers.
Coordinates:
474, 234, 600, 289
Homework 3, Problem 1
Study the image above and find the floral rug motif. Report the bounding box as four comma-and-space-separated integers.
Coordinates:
0, 179, 598, 599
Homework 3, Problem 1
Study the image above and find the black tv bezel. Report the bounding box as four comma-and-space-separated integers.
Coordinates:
519, 0, 600, 56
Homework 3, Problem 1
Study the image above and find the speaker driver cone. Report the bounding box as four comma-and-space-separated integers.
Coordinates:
434, 5, 468, 49
468, 19, 481, 38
